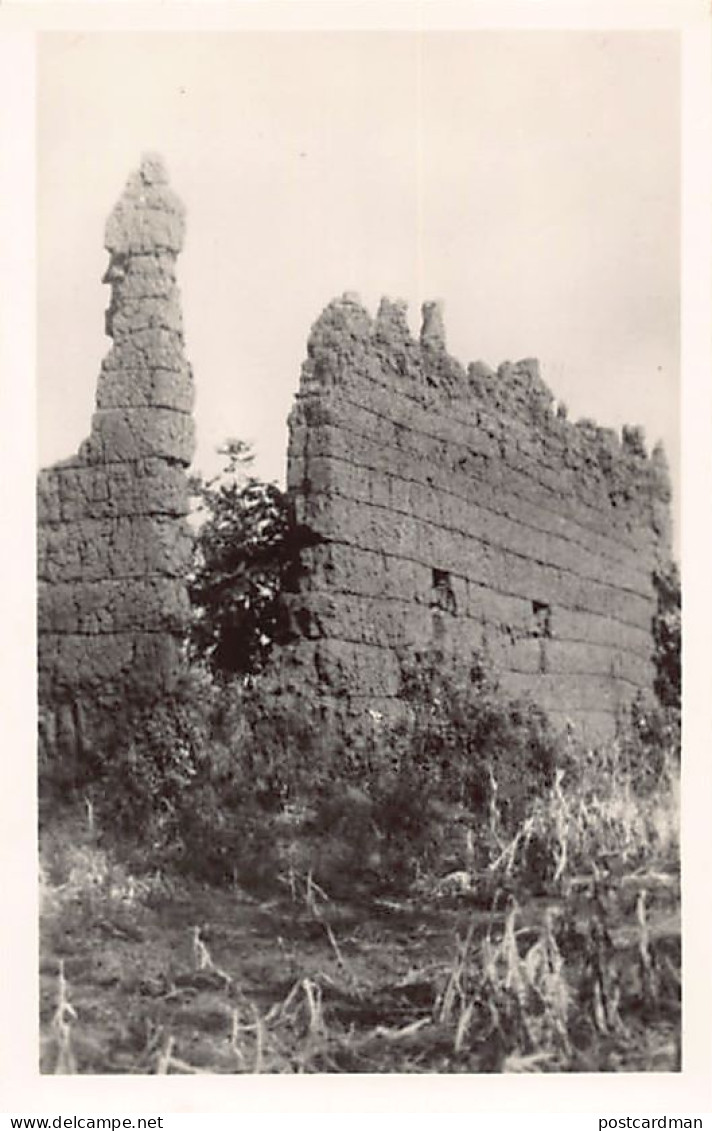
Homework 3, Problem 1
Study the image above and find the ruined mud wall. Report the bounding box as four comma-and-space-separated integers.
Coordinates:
282, 294, 672, 740
37, 156, 195, 761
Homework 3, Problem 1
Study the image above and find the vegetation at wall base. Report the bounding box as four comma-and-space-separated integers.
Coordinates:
652, 560, 681, 712
38, 438, 681, 1074
38, 636, 680, 1073
39, 717, 680, 1073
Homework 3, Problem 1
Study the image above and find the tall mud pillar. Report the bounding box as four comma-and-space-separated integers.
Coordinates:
37, 154, 195, 766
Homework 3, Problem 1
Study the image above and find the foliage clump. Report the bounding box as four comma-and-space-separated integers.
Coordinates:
395, 649, 558, 823
187, 440, 292, 678
651, 560, 681, 712
61, 647, 564, 894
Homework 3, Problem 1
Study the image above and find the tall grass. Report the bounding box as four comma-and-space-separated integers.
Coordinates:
38, 648, 680, 1073
486, 737, 679, 891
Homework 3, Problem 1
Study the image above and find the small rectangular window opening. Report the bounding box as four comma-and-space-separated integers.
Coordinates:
532, 599, 552, 638
432, 568, 457, 615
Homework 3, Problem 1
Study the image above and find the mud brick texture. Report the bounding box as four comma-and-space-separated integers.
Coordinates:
37, 156, 195, 762
278, 294, 673, 741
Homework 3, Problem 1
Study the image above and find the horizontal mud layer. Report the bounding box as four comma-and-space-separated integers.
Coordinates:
291, 394, 659, 573
292, 505, 655, 633
37, 515, 192, 583
38, 629, 184, 696
95, 362, 194, 413
37, 459, 190, 524
290, 421, 656, 585
78, 406, 195, 466
285, 589, 654, 683
292, 369, 663, 556
37, 577, 191, 636
279, 635, 644, 711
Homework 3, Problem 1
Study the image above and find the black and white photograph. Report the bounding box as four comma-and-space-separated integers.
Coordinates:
1, 0, 711, 1118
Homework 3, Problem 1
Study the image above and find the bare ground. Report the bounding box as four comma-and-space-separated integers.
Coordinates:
39, 824, 681, 1075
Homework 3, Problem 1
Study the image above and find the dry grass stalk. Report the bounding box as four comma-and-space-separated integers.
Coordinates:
501, 905, 527, 1004
323, 922, 361, 994
230, 1008, 247, 1067
84, 796, 95, 836
501, 1049, 557, 1072
453, 1001, 475, 1053
487, 766, 505, 851
521, 909, 571, 1054
636, 889, 660, 1005
301, 977, 325, 1036
479, 902, 573, 1060
435, 915, 477, 1041
155, 1035, 174, 1075
250, 1003, 264, 1073
51, 959, 77, 1074
190, 926, 232, 986
267, 977, 303, 1024
550, 769, 569, 883
586, 905, 625, 1037
192, 925, 212, 970
373, 1017, 431, 1041
154, 1034, 205, 1075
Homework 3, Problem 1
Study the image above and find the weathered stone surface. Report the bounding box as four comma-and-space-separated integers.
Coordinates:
38, 516, 192, 583
37, 460, 189, 525
37, 155, 195, 761
80, 407, 195, 465
95, 363, 194, 412
420, 301, 446, 350
279, 295, 673, 740
104, 154, 185, 256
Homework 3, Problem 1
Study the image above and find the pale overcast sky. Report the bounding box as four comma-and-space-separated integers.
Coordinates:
38, 30, 680, 541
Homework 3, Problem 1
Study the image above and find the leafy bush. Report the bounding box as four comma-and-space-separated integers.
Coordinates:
266, 650, 561, 893
388, 649, 559, 824
169, 684, 340, 887
188, 440, 292, 678
73, 635, 678, 897
619, 691, 681, 794
652, 560, 681, 712
88, 668, 218, 845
